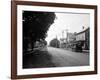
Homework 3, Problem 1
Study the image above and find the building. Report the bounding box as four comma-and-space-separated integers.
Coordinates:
60, 32, 76, 49
75, 27, 90, 50
60, 38, 67, 48
67, 33, 76, 42
59, 27, 90, 51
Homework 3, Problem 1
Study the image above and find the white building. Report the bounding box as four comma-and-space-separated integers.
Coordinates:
75, 32, 85, 41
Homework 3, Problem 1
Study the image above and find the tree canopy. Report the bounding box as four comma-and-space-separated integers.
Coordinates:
49, 38, 60, 48
23, 11, 56, 51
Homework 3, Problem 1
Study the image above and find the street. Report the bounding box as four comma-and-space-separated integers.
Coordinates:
23, 46, 89, 68
47, 47, 89, 67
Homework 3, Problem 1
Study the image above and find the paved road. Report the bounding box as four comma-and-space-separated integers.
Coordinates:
47, 47, 89, 67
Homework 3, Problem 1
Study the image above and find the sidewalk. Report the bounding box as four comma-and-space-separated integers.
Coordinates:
82, 50, 89, 53
23, 50, 56, 68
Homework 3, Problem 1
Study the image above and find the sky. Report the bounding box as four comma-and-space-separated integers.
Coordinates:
45, 12, 90, 44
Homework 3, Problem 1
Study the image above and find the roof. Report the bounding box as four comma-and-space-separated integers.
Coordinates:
76, 27, 89, 35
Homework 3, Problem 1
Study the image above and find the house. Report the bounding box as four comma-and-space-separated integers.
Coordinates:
75, 27, 90, 50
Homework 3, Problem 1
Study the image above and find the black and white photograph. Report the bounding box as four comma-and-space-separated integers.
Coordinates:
11, 1, 97, 79
23, 11, 90, 69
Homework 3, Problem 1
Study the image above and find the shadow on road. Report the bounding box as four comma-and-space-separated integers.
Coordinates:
23, 50, 56, 69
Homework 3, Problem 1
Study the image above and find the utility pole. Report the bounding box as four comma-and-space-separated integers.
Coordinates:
64, 29, 68, 49
65, 29, 68, 43
56, 35, 57, 48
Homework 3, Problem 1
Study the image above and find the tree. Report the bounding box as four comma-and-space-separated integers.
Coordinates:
23, 11, 56, 52
49, 38, 60, 48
